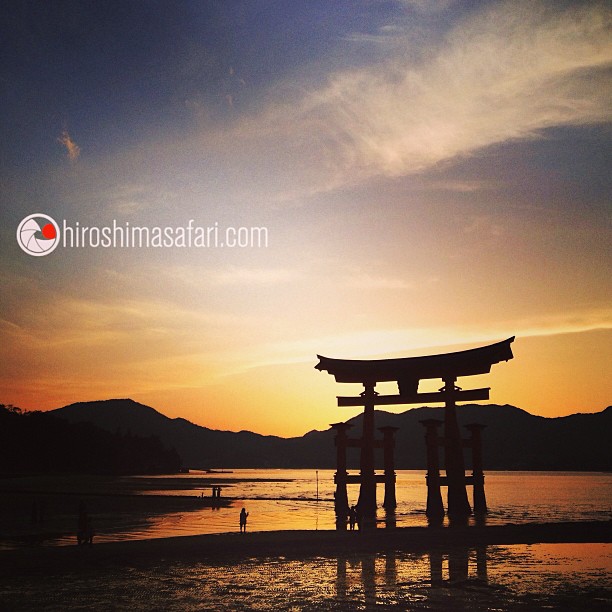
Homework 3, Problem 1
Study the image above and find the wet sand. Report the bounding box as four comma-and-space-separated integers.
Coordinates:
1, 520, 609, 576
0, 489, 233, 548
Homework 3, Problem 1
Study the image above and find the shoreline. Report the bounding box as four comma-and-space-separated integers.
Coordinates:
1, 520, 609, 576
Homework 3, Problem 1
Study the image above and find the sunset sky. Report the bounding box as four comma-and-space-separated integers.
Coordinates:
1, 1, 610, 436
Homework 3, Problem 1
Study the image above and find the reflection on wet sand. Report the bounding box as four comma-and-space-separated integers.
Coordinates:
429, 546, 488, 585
335, 546, 489, 607
0, 543, 608, 610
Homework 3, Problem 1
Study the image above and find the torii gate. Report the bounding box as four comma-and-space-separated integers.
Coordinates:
316, 337, 514, 521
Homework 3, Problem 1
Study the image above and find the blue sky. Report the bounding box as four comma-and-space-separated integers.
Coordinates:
1, 1, 610, 435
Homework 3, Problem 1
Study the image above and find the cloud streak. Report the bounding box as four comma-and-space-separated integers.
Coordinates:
57, 130, 80, 161
224, 1, 611, 200
239, 305, 612, 372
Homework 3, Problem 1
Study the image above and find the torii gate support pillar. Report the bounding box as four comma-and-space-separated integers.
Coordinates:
331, 422, 352, 516
420, 419, 444, 520
356, 383, 377, 517
466, 423, 487, 515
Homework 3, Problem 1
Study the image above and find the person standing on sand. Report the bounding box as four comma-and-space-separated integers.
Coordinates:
239, 507, 249, 533
77, 501, 94, 546
349, 506, 357, 531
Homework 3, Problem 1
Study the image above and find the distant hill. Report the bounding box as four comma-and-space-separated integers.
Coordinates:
0, 404, 181, 475
52, 399, 612, 471
52, 399, 296, 469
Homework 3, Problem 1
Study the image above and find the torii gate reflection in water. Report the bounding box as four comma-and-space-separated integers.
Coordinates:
316, 337, 514, 524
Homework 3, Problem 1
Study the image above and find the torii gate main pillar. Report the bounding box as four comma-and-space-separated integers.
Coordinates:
379, 426, 399, 510
356, 383, 377, 515
443, 377, 472, 519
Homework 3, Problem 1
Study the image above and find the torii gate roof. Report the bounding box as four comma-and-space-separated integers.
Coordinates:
315, 337, 514, 384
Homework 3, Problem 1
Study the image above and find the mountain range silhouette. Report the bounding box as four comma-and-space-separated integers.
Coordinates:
51, 399, 611, 471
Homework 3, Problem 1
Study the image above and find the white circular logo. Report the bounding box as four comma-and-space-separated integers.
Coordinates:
16, 213, 60, 256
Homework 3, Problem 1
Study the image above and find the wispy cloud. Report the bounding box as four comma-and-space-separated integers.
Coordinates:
223, 1, 611, 201
320, 2, 610, 172
426, 179, 498, 193
238, 306, 612, 372
57, 129, 80, 162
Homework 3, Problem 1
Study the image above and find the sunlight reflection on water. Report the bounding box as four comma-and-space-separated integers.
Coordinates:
3, 470, 610, 547
91, 470, 612, 544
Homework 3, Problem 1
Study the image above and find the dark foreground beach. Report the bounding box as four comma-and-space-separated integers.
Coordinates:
1, 522, 610, 610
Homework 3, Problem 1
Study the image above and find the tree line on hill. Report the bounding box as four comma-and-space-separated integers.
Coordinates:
0, 404, 181, 475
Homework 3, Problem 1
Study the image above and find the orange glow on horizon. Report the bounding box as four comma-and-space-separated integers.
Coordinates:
3, 329, 610, 437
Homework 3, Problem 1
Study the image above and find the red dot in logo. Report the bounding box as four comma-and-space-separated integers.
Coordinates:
41, 223, 56, 239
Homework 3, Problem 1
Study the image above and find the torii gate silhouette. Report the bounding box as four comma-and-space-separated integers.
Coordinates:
316, 337, 514, 524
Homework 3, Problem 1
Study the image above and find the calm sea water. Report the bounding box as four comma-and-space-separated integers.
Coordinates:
57, 469, 612, 545
1, 470, 609, 548
112, 470, 612, 537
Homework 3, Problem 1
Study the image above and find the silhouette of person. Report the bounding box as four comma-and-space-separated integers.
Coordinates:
86, 516, 94, 545
77, 501, 94, 546
77, 502, 87, 545
239, 507, 249, 533
349, 506, 357, 531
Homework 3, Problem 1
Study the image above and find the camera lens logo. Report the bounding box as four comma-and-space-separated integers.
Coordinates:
17, 214, 60, 256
